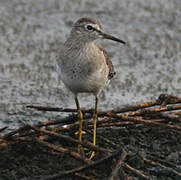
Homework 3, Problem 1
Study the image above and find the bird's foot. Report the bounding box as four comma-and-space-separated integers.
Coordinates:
88, 151, 95, 160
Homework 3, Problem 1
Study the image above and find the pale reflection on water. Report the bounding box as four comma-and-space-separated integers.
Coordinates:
0, 0, 180, 129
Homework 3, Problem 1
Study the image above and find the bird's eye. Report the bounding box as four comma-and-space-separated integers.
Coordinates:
85, 25, 93, 31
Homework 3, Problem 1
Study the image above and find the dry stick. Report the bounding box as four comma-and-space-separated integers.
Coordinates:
96, 126, 125, 132
52, 122, 79, 133
26, 94, 181, 115
0, 137, 33, 147
122, 163, 150, 180
0, 126, 8, 133
143, 156, 181, 177
1, 133, 93, 165
27, 105, 78, 112
25, 97, 181, 135
26, 102, 181, 134
3, 118, 76, 139
3, 125, 32, 139
2, 114, 90, 139
171, 111, 181, 116
53, 116, 113, 133
105, 92, 180, 114
108, 149, 128, 180
85, 129, 119, 149
96, 119, 137, 127
123, 104, 181, 117
96, 121, 137, 128
158, 94, 181, 106
91, 114, 180, 132
31, 126, 110, 155
153, 113, 181, 123
26, 100, 158, 115
39, 149, 123, 180
74, 172, 93, 180
143, 156, 181, 176
53, 115, 110, 133
3, 105, 180, 143
105, 114, 181, 132
3, 112, 95, 140
94, 119, 166, 129
3, 120, 79, 140
167, 111, 181, 122
52, 117, 109, 134
147, 154, 181, 171
37, 139, 91, 164
1, 130, 45, 147
86, 118, 137, 131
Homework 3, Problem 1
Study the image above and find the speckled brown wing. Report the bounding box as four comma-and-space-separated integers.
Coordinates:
98, 46, 116, 80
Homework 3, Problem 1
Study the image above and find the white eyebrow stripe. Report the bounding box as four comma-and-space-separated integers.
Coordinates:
91, 24, 100, 30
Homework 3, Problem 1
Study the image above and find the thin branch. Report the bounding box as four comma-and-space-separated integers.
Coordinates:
122, 163, 150, 180
37, 139, 91, 164
39, 149, 123, 180
123, 104, 181, 117
26, 94, 181, 115
0, 126, 8, 133
31, 126, 110, 155
106, 115, 181, 132
108, 149, 128, 180
85, 129, 119, 149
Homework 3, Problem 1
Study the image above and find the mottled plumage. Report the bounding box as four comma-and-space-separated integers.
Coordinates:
98, 46, 116, 80
56, 17, 125, 158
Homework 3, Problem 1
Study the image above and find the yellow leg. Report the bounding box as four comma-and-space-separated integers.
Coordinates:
75, 97, 83, 154
89, 96, 98, 159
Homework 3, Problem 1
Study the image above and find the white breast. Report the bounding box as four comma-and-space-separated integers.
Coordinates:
57, 43, 109, 96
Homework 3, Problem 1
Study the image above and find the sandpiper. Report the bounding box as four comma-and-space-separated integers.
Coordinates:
56, 17, 125, 158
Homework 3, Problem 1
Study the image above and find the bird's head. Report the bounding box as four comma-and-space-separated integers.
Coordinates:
71, 17, 126, 44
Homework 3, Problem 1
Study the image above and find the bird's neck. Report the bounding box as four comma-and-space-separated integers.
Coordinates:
64, 33, 95, 50
63, 38, 98, 61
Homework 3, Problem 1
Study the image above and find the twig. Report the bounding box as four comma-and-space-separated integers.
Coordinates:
152, 113, 181, 123
31, 126, 110, 155
3, 125, 32, 139
106, 115, 181, 132
147, 154, 181, 171
39, 149, 123, 180
108, 149, 128, 180
122, 162, 149, 180
75, 172, 93, 180
96, 121, 137, 128
26, 101, 157, 115
139, 152, 181, 177
0, 137, 32, 147
26, 94, 181, 115
37, 139, 91, 164
123, 104, 181, 117
85, 129, 119, 149
0, 126, 8, 133
171, 111, 181, 116
158, 94, 181, 106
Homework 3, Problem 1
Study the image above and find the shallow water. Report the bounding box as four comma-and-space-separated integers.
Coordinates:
0, 0, 181, 129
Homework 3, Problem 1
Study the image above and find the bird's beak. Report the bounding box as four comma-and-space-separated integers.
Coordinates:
92, 27, 126, 44
102, 32, 126, 44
